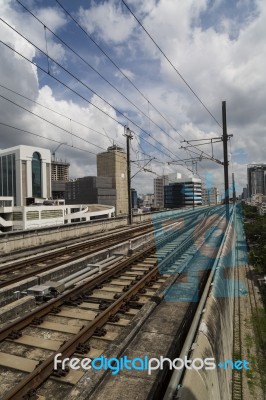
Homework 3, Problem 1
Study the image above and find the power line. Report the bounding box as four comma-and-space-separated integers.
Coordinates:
121, 0, 222, 129
0, 122, 96, 155
54, 0, 191, 143
0, 122, 158, 179
0, 83, 155, 163
0, 39, 176, 163
0, 93, 143, 172
0, 93, 106, 152
15, 0, 186, 153
53, 0, 219, 169
0, 19, 180, 162
0, 83, 125, 148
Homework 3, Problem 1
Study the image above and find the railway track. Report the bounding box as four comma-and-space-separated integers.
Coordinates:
0, 207, 224, 400
0, 208, 212, 290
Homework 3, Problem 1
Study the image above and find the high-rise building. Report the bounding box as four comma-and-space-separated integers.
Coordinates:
241, 187, 248, 200
154, 175, 169, 208
52, 159, 70, 181
0, 145, 51, 205
164, 177, 202, 208
154, 172, 182, 209
202, 187, 219, 205
131, 188, 138, 209
97, 145, 128, 215
51, 159, 70, 199
65, 176, 116, 205
247, 164, 266, 198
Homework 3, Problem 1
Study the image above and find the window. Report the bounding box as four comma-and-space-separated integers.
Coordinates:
32, 152, 42, 198
7, 155, 12, 196
3, 156, 7, 196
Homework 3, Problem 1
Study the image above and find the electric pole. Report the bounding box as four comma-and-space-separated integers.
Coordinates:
124, 126, 133, 225
232, 172, 236, 204
222, 101, 230, 221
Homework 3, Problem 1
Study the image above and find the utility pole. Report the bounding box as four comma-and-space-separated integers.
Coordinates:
232, 172, 236, 204
124, 126, 133, 225
222, 101, 230, 221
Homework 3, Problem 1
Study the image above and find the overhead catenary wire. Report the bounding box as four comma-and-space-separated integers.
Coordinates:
0, 20, 184, 164
54, 0, 210, 171
0, 83, 125, 149
121, 0, 222, 130
8, 1, 204, 174
0, 94, 141, 173
0, 122, 96, 156
0, 39, 177, 164
0, 82, 155, 164
54, 0, 190, 142
15, 0, 186, 153
0, 93, 107, 152
0, 121, 143, 175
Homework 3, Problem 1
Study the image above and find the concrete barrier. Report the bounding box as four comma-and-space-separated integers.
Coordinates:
0, 217, 127, 254
0, 207, 208, 255
178, 209, 237, 400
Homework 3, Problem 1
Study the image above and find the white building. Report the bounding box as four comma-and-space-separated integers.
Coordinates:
164, 177, 202, 208
0, 197, 115, 232
0, 145, 51, 206
202, 187, 219, 205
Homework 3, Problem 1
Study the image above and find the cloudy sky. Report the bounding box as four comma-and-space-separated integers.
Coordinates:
0, 0, 265, 196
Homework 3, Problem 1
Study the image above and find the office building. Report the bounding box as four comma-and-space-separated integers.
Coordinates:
241, 187, 248, 200
0, 196, 114, 232
0, 145, 51, 205
143, 193, 154, 207
97, 145, 128, 215
131, 188, 138, 209
247, 164, 266, 198
65, 176, 116, 206
154, 173, 182, 209
202, 187, 219, 205
154, 175, 169, 209
51, 159, 70, 199
164, 177, 202, 208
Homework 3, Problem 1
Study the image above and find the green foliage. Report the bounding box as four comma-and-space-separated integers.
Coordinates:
242, 204, 266, 273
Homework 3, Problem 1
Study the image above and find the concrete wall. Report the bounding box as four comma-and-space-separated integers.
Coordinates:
0, 207, 206, 254
180, 210, 237, 400
0, 217, 127, 254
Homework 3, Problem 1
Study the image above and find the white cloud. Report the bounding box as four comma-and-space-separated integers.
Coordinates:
34, 6, 67, 32
115, 68, 135, 80
78, 0, 135, 44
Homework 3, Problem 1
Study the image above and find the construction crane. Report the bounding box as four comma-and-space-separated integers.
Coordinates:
52, 142, 67, 161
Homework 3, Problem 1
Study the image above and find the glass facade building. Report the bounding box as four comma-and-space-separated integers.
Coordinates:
0, 145, 51, 206
32, 152, 42, 198
247, 164, 266, 198
164, 179, 202, 208
0, 154, 16, 203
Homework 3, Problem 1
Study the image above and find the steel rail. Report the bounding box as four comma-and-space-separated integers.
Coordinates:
1, 207, 221, 399
163, 206, 234, 399
2, 263, 159, 400
0, 208, 209, 289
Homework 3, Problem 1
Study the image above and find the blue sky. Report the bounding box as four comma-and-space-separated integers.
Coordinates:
0, 0, 265, 195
